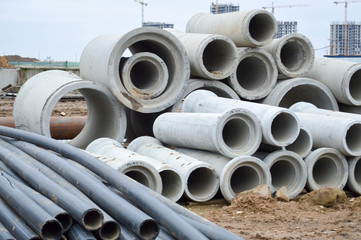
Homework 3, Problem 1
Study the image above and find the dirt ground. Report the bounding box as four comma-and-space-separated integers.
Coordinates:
1, 97, 361, 240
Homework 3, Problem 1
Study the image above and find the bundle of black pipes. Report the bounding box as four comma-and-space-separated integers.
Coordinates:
0, 126, 243, 240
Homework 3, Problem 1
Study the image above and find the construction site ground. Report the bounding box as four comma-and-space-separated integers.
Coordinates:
1, 96, 361, 240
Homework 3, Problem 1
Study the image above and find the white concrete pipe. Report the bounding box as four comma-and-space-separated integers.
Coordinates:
167, 30, 238, 80
347, 156, 361, 195
304, 56, 361, 105
128, 136, 219, 202
13, 70, 127, 149
186, 10, 277, 47
227, 47, 277, 100
261, 33, 315, 79
153, 108, 262, 158
339, 103, 361, 115
80, 27, 190, 113
182, 90, 300, 147
292, 112, 361, 156
86, 138, 184, 202
174, 147, 271, 203
304, 148, 348, 191
262, 78, 339, 110
254, 150, 307, 199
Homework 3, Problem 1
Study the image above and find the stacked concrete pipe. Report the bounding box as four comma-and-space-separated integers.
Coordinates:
128, 136, 219, 202
174, 147, 271, 203
347, 156, 361, 195
186, 10, 277, 47
182, 90, 300, 147
86, 138, 184, 202
13, 70, 127, 149
153, 108, 262, 158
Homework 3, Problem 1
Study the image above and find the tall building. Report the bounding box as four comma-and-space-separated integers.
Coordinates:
210, 2, 239, 14
330, 22, 361, 56
275, 21, 297, 38
143, 22, 174, 29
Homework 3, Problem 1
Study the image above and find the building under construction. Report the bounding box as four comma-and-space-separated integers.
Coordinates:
330, 22, 361, 56
210, 2, 239, 14
275, 21, 297, 38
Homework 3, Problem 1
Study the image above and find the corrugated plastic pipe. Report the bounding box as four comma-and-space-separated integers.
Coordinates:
182, 90, 299, 147
304, 148, 348, 191
174, 147, 271, 203
128, 136, 219, 202
86, 138, 184, 202
0, 222, 15, 240
186, 10, 277, 47
153, 108, 262, 158
347, 156, 361, 195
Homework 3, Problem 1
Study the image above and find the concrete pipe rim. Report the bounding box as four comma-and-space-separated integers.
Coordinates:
158, 168, 185, 202
347, 156, 361, 195
285, 126, 313, 158
305, 148, 348, 191
343, 121, 361, 156
245, 10, 277, 47
344, 64, 361, 105
268, 110, 300, 147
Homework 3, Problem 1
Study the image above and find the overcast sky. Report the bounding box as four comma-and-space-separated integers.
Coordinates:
1, 0, 360, 61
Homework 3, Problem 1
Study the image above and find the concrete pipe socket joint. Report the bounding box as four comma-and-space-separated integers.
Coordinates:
262, 78, 339, 111
182, 90, 300, 147
128, 136, 219, 202
86, 138, 184, 202
186, 10, 277, 47
174, 147, 271, 203
254, 150, 307, 199
262, 33, 315, 79
304, 56, 361, 106
227, 47, 277, 100
79, 28, 190, 113
167, 30, 238, 80
305, 148, 348, 191
153, 108, 262, 158
13, 70, 127, 149
347, 156, 361, 195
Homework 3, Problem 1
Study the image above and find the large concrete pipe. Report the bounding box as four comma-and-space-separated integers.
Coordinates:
128, 136, 219, 202
304, 148, 348, 191
347, 156, 361, 195
153, 108, 262, 158
304, 56, 361, 105
182, 90, 300, 147
292, 112, 361, 156
86, 138, 184, 202
227, 47, 277, 100
186, 10, 277, 47
80, 27, 190, 113
167, 30, 238, 80
254, 150, 307, 199
339, 103, 361, 114
262, 78, 339, 110
261, 33, 315, 79
174, 147, 271, 203
13, 70, 127, 149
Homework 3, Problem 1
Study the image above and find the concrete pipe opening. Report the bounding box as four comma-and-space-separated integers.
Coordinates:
349, 69, 361, 103
99, 221, 121, 240
345, 124, 361, 155
82, 209, 103, 230
355, 160, 361, 187
285, 127, 312, 158
130, 61, 160, 89
138, 219, 159, 240
124, 167, 153, 188
222, 118, 251, 150
230, 166, 261, 193
271, 112, 299, 146
159, 169, 184, 201
186, 167, 218, 201
269, 160, 296, 189
41, 220, 63, 240
249, 12, 276, 43
312, 157, 337, 187
280, 40, 307, 72
236, 57, 268, 91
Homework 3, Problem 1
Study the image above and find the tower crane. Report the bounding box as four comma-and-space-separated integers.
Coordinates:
134, 0, 148, 27
262, 2, 310, 14
334, 0, 361, 55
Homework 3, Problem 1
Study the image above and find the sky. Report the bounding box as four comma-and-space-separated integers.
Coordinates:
1, 0, 360, 61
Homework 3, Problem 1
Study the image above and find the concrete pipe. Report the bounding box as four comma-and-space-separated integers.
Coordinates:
153, 108, 262, 158
294, 112, 361, 156
254, 150, 307, 199
182, 90, 300, 147
120, 52, 168, 99
174, 147, 271, 203
128, 136, 219, 202
339, 103, 361, 114
13, 70, 127, 149
167, 30, 238, 80
227, 47, 277, 100
261, 33, 315, 79
186, 10, 277, 47
347, 156, 361, 195
262, 78, 339, 110
86, 138, 184, 202
304, 56, 361, 105
305, 148, 348, 191
80, 27, 190, 113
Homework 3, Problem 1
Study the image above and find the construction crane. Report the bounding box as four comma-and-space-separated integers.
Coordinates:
134, 0, 148, 27
215, 0, 219, 14
334, 0, 361, 55
262, 2, 310, 14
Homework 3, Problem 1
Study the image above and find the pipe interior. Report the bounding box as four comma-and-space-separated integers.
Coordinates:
55, 213, 72, 232
41, 220, 63, 240
159, 170, 183, 199
280, 40, 306, 71
139, 219, 159, 240
349, 69, 361, 102
270, 160, 296, 189
83, 210, 103, 230
355, 159, 361, 185
187, 167, 218, 198
285, 128, 311, 156
230, 165, 260, 193
202, 39, 236, 74
312, 157, 337, 187
130, 61, 160, 90
99, 221, 121, 240
346, 124, 361, 154
249, 13, 276, 42
236, 56, 268, 91
222, 118, 251, 150
124, 170, 150, 187
271, 112, 299, 145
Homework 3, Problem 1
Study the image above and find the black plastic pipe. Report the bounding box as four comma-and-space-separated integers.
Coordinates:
68, 223, 97, 240
0, 126, 208, 240
0, 222, 15, 240
0, 160, 20, 181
